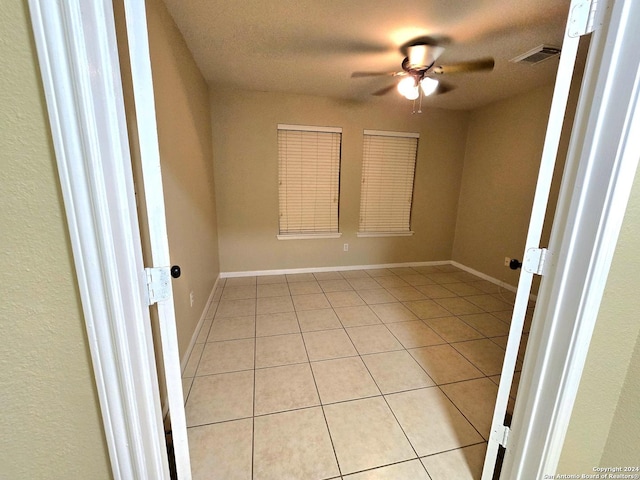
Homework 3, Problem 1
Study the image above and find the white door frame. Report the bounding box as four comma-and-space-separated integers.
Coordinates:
502, 0, 640, 476
28, 0, 639, 478
482, 0, 584, 474
27, 1, 170, 478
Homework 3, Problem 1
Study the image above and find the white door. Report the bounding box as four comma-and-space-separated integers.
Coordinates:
482, 1, 599, 477
118, 1, 192, 478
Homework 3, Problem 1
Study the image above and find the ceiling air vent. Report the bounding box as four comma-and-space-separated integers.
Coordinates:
511, 45, 561, 65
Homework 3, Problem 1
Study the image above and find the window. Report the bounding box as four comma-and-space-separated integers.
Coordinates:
277, 124, 342, 239
358, 130, 419, 236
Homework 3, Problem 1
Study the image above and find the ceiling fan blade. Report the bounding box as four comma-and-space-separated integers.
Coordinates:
351, 71, 401, 78
432, 58, 495, 75
372, 84, 397, 96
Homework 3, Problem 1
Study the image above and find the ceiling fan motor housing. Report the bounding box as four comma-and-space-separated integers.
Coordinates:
407, 44, 445, 70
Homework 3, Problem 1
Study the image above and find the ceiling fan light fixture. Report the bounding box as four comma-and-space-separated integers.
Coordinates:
420, 77, 439, 96
398, 76, 419, 99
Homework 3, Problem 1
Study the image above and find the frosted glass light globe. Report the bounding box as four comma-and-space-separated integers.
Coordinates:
420, 77, 439, 96
398, 77, 419, 100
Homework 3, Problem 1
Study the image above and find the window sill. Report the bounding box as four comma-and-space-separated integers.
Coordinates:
277, 233, 343, 240
357, 231, 415, 238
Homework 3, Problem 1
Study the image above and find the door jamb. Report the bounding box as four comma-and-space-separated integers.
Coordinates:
502, 0, 640, 476
27, 1, 170, 478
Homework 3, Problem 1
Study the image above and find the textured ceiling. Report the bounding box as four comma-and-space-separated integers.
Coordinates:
161, 0, 570, 110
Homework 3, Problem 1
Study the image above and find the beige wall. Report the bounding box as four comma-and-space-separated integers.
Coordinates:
452, 84, 555, 286
558, 166, 640, 471
0, 2, 111, 478
452, 40, 586, 288
601, 331, 640, 465
211, 89, 469, 273
115, 0, 220, 359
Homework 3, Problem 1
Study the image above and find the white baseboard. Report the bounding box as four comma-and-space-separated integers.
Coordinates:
180, 274, 221, 374
161, 274, 221, 419
450, 261, 517, 292
220, 260, 450, 278
451, 261, 537, 302
221, 260, 535, 302
163, 260, 533, 418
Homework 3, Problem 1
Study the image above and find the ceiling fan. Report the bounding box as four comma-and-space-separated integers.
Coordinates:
352, 37, 495, 103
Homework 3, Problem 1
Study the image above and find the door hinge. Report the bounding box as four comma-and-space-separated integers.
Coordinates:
145, 266, 171, 305
568, 0, 606, 37
523, 247, 550, 276
499, 425, 510, 448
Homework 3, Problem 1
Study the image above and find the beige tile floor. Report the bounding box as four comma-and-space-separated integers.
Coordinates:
182, 265, 532, 480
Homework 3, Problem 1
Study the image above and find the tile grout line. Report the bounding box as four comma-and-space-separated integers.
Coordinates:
338, 458, 437, 479
365, 274, 512, 449
186, 266, 523, 478
251, 277, 257, 480
184, 295, 221, 406
438, 383, 490, 442
333, 268, 427, 476
349, 277, 458, 475
299, 274, 345, 479
357, 341, 429, 475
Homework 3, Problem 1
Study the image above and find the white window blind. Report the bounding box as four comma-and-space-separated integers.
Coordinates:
359, 130, 419, 235
278, 124, 342, 237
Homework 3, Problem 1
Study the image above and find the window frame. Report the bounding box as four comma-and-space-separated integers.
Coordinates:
276, 124, 343, 240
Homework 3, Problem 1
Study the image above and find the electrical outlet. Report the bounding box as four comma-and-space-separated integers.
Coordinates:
504, 257, 511, 267
190, 290, 194, 307
344, 243, 349, 252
